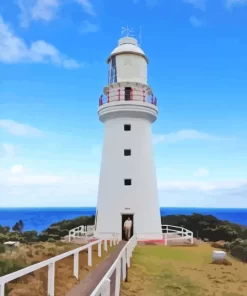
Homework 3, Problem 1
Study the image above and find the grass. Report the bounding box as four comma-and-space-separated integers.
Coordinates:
1, 241, 116, 296
121, 243, 247, 296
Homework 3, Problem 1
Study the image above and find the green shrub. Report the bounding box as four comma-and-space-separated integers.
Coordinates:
0, 233, 7, 244
38, 232, 49, 242
231, 245, 247, 262
48, 234, 60, 241
47, 238, 56, 243
0, 244, 6, 254
0, 259, 28, 277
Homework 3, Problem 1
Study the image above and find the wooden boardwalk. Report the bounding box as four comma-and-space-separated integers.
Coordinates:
66, 241, 127, 296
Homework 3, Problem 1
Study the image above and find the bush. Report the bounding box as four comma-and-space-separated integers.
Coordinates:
47, 238, 56, 243
22, 231, 39, 243
38, 232, 49, 242
0, 244, 6, 254
48, 234, 60, 241
0, 259, 28, 277
231, 245, 247, 262
211, 240, 225, 249
0, 233, 7, 244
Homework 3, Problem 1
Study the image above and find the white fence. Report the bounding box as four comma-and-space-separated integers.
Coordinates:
0, 235, 118, 296
90, 234, 137, 296
162, 225, 193, 245
68, 224, 95, 242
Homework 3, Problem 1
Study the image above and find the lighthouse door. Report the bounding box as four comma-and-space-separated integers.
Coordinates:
121, 214, 134, 240
124, 87, 132, 101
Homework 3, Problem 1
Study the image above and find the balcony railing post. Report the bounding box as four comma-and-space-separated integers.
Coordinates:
99, 95, 103, 106
118, 89, 120, 101
107, 91, 110, 103
130, 88, 133, 100
48, 262, 55, 296
143, 90, 145, 102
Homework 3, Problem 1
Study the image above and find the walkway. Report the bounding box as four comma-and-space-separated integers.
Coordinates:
66, 240, 127, 296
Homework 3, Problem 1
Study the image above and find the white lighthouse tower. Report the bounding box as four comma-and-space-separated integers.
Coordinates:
94, 33, 163, 241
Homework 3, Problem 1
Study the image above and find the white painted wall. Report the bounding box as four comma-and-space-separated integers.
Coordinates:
115, 54, 147, 85
95, 115, 162, 240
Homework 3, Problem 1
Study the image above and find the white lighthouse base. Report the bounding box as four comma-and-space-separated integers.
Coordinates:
94, 232, 163, 241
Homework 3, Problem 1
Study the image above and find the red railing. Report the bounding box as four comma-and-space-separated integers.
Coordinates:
99, 89, 157, 107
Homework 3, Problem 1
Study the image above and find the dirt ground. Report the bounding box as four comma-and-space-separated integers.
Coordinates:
3, 241, 115, 296
121, 243, 247, 296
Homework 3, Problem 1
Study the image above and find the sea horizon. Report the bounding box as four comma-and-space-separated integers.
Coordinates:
1, 207, 247, 233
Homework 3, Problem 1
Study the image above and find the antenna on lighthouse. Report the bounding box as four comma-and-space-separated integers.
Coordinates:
121, 25, 134, 37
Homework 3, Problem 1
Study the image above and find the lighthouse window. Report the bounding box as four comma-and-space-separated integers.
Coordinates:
124, 179, 132, 186
108, 56, 117, 84
124, 124, 131, 131
124, 149, 131, 156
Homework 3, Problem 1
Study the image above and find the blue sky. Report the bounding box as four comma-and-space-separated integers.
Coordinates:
0, 0, 247, 208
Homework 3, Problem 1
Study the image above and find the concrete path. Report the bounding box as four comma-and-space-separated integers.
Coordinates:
66, 241, 127, 296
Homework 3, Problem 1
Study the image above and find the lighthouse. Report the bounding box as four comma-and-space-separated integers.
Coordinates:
94, 34, 163, 241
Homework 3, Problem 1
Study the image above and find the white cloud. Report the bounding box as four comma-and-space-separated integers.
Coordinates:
0, 169, 247, 207
10, 165, 25, 174
226, 0, 247, 8
153, 129, 215, 144
194, 168, 209, 177
76, 0, 96, 16
184, 0, 206, 10
0, 119, 43, 137
18, 0, 60, 28
189, 16, 203, 27
80, 20, 99, 34
0, 143, 16, 158
157, 179, 247, 191
0, 16, 81, 69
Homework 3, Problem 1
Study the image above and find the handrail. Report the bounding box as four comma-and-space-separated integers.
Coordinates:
99, 88, 157, 107
90, 234, 137, 296
68, 224, 95, 242
161, 225, 194, 245
0, 234, 119, 296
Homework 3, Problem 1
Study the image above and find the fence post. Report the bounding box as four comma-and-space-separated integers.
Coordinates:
127, 247, 130, 268
73, 251, 79, 279
0, 284, 5, 296
122, 254, 126, 281
102, 279, 111, 296
114, 261, 121, 296
98, 241, 102, 257
104, 239, 107, 252
88, 246, 92, 266
48, 262, 55, 296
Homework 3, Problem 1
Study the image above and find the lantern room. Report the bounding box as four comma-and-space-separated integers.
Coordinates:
107, 37, 148, 85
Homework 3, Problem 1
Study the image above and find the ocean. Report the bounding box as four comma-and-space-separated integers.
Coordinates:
0, 207, 246, 233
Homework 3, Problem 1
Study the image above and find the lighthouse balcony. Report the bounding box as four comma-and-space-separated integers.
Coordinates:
98, 88, 157, 107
